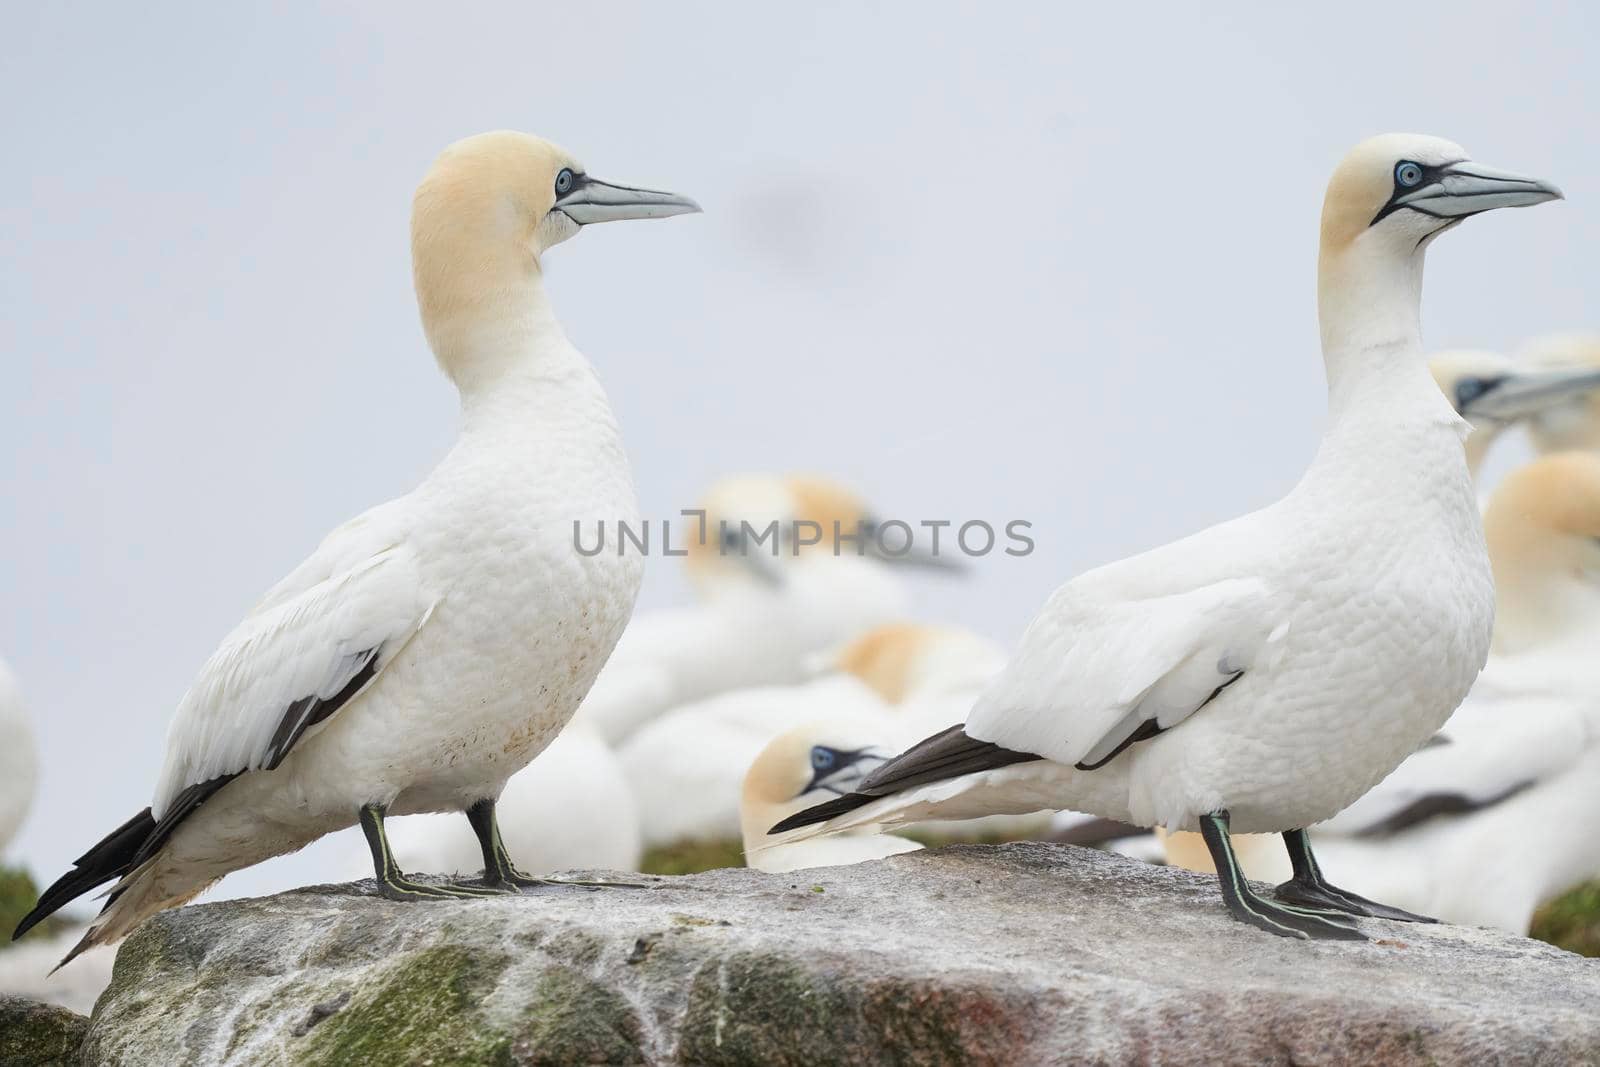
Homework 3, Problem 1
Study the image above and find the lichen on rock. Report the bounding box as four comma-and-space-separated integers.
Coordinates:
0, 993, 90, 1066
68, 846, 1600, 1065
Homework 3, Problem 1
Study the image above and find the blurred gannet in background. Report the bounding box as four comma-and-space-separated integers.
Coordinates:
0, 658, 37, 855
353, 726, 642, 881
772, 135, 1563, 940
1300, 452, 1600, 931
575, 475, 957, 744
14, 131, 699, 965
1519, 333, 1600, 454
838, 623, 1052, 840
620, 622, 1015, 850
620, 672, 893, 848
1429, 349, 1600, 479
742, 721, 921, 873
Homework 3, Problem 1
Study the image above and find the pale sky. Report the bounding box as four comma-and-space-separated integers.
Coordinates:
3, 2, 1595, 899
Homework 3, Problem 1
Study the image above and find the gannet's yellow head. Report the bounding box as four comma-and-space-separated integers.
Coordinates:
740, 720, 893, 839
411, 131, 698, 356
834, 622, 1006, 704
1485, 452, 1600, 572
683, 474, 957, 596
1484, 452, 1600, 651
1321, 134, 1561, 258
1517, 334, 1600, 454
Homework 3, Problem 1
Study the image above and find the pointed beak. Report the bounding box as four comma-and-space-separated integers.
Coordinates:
554, 174, 701, 225
860, 520, 968, 574
1393, 161, 1564, 218
1461, 365, 1600, 421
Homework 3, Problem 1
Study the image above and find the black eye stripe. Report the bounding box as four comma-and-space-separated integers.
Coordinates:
1369, 159, 1465, 228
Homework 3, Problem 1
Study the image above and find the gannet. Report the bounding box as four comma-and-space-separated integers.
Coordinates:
1517, 333, 1600, 454
1298, 452, 1600, 931
575, 474, 950, 744
772, 135, 1563, 940
15, 131, 699, 964
0, 657, 37, 855
351, 725, 642, 880
1153, 349, 1600, 871
1429, 349, 1600, 479
742, 721, 921, 873
619, 672, 894, 848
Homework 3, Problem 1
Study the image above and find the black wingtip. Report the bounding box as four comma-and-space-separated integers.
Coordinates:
768, 792, 876, 836
13, 806, 158, 941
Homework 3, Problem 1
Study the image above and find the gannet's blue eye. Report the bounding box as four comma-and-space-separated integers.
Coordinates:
810, 747, 836, 771
1395, 161, 1424, 188
555, 168, 575, 196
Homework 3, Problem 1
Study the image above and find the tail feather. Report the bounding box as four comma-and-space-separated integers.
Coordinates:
15, 773, 239, 945
13, 808, 155, 941
769, 723, 1041, 835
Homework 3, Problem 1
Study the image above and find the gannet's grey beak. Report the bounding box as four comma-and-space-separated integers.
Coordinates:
861, 521, 968, 574
554, 175, 701, 225
735, 548, 786, 588
1459, 366, 1600, 421
1392, 162, 1564, 219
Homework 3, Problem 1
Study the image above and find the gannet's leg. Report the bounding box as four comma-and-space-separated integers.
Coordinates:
359, 804, 508, 900
464, 798, 647, 891
1274, 829, 1438, 923
1198, 812, 1367, 941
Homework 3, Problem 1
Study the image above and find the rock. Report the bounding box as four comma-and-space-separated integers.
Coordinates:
78, 844, 1600, 1065
0, 994, 89, 1066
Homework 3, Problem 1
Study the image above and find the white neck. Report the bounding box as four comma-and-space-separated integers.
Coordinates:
1296, 234, 1476, 521
420, 272, 601, 434
1318, 235, 1429, 419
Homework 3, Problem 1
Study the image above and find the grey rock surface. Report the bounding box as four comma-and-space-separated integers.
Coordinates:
76, 843, 1600, 1066
0, 993, 90, 1066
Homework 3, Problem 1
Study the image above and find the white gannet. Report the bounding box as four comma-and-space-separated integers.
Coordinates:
1300, 452, 1600, 932
1429, 349, 1600, 480
1517, 333, 1600, 455
1155, 350, 1600, 873
0, 658, 37, 855
574, 474, 954, 744
771, 135, 1563, 940
619, 672, 894, 848
742, 721, 921, 873
355, 724, 641, 880
15, 131, 699, 964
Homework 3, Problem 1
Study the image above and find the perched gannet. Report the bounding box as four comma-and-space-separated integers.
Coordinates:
575, 474, 951, 744
742, 721, 921, 873
620, 673, 894, 848
1299, 453, 1600, 931
356, 725, 642, 880
1429, 349, 1600, 479
1518, 333, 1600, 454
0, 657, 37, 855
15, 131, 699, 964
773, 135, 1563, 940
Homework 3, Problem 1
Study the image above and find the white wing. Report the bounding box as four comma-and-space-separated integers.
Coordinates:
151, 543, 435, 817
1318, 668, 1589, 837
968, 575, 1280, 768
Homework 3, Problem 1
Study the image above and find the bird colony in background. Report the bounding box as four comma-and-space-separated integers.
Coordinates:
4, 128, 1600, 1011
